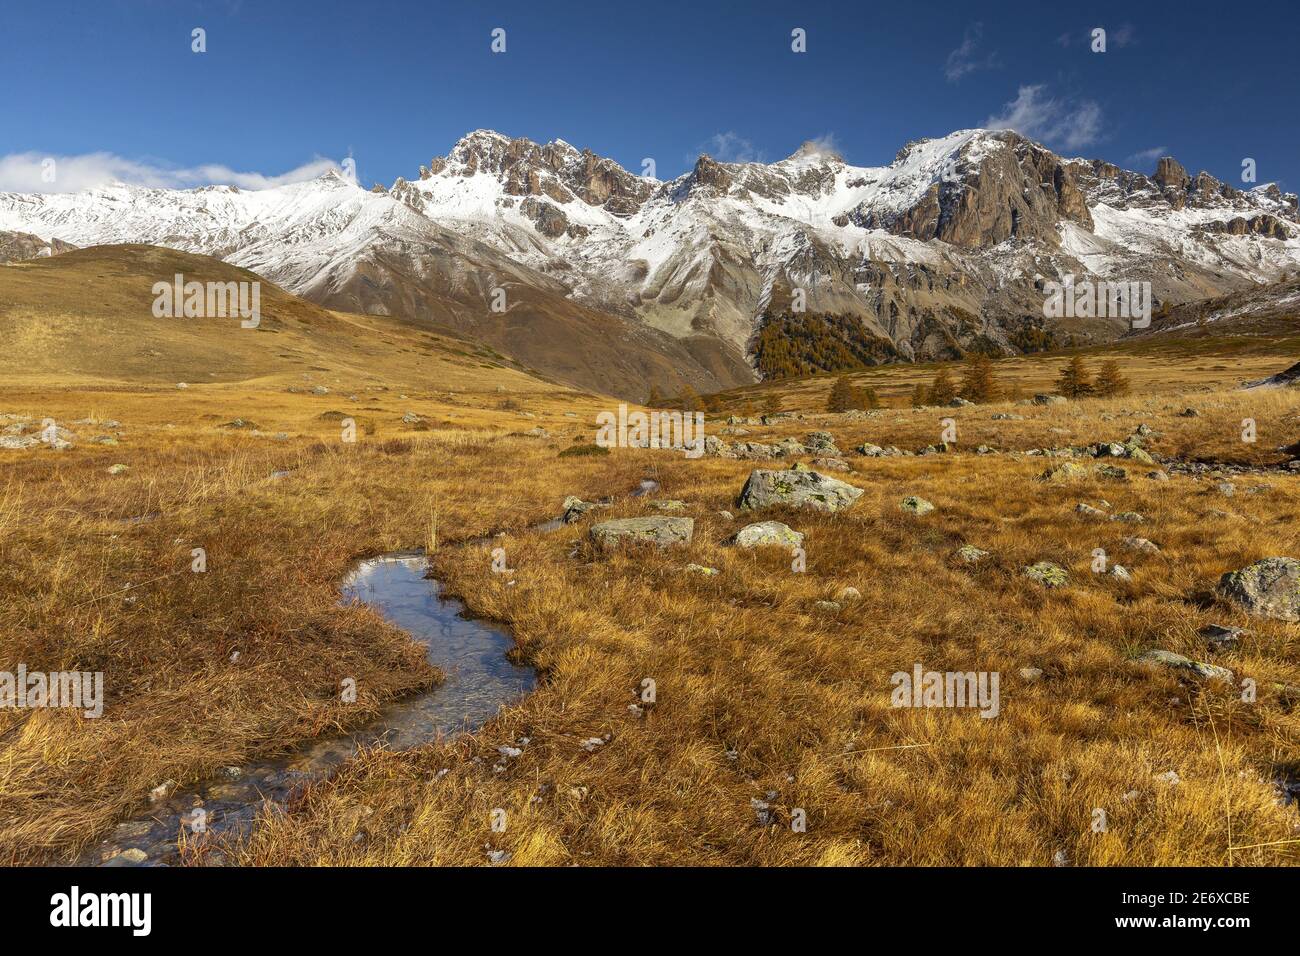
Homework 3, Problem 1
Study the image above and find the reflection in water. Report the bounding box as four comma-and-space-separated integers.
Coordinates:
83, 552, 533, 866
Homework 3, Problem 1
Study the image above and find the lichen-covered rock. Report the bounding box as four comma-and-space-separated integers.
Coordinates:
1218, 557, 1300, 621
1039, 461, 1089, 481
590, 517, 694, 549
1134, 649, 1234, 683
957, 545, 989, 563
899, 496, 935, 515
1023, 562, 1069, 588
1122, 536, 1160, 554
736, 469, 863, 513
804, 431, 840, 455
732, 521, 804, 549
810, 457, 849, 472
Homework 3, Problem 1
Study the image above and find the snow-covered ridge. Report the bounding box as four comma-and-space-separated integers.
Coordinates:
2, 126, 1298, 381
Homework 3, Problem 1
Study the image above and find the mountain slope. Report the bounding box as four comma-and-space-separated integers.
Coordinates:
0, 244, 556, 391
3, 128, 1298, 391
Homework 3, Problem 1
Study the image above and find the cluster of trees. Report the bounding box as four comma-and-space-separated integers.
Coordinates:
1056, 356, 1130, 398
911, 353, 1003, 407
644, 351, 1131, 417
754, 312, 895, 380
826, 376, 880, 412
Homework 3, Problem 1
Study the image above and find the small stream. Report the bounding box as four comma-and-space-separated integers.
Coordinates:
80, 478, 659, 867
83, 552, 534, 866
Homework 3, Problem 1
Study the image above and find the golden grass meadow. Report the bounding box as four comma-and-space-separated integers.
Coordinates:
1, 249, 1298, 868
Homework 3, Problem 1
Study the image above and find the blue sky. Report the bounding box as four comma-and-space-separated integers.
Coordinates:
2, 0, 1297, 193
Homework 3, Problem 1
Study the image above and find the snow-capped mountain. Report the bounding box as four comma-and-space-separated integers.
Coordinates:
3, 128, 1298, 397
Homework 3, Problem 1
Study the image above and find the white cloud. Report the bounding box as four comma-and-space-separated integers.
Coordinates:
1126, 146, 1168, 166
0, 151, 343, 194
700, 132, 760, 164
800, 133, 841, 160
985, 85, 1104, 152
946, 22, 999, 82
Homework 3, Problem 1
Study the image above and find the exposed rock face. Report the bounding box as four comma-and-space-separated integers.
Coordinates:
853, 131, 1093, 249
736, 469, 863, 513
731, 520, 804, 549
0, 230, 75, 263
1154, 157, 1191, 192
589, 516, 694, 549
520, 197, 569, 237
1218, 557, 1300, 621
436, 130, 655, 217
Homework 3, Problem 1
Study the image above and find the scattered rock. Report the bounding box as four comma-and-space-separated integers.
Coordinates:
590, 517, 694, 549
899, 496, 935, 516
1019, 667, 1044, 682
1039, 461, 1089, 482
1218, 557, 1300, 621
836, 586, 861, 602
1023, 562, 1069, 588
685, 563, 719, 576
736, 469, 863, 513
957, 545, 989, 563
804, 431, 840, 455
1199, 624, 1249, 651
1075, 503, 1107, 519
1134, 649, 1234, 683
732, 520, 804, 549
1122, 536, 1160, 554
107, 464, 129, 475
560, 496, 607, 523
809, 457, 849, 472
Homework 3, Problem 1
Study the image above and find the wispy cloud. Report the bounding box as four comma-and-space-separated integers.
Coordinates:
985, 85, 1104, 152
799, 133, 841, 160
945, 23, 999, 82
0, 151, 343, 194
698, 132, 761, 164
1126, 146, 1168, 166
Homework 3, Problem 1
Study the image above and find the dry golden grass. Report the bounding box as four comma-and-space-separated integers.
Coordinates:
2, 341, 1299, 866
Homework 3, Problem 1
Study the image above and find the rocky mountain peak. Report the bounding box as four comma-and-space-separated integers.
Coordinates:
1154, 156, 1190, 190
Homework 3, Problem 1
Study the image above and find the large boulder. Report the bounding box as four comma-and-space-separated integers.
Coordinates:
732, 521, 804, 549
1218, 557, 1300, 621
590, 517, 694, 549
736, 469, 863, 513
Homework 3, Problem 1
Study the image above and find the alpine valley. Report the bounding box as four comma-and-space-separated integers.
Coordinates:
3, 127, 1298, 399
